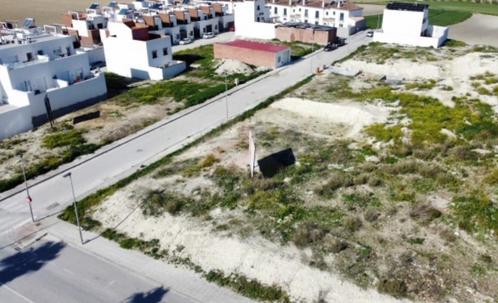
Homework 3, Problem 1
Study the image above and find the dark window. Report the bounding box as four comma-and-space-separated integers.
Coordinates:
304, 9, 308, 17
163, 48, 168, 56
284, 8, 287, 16
274, 7, 277, 14
315, 11, 319, 18
152, 50, 157, 58
26, 52, 33, 61
37, 50, 44, 55
97, 23, 103, 29
257, 5, 260, 10
340, 12, 344, 21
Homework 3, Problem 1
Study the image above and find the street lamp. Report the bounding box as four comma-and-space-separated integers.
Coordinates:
63, 172, 84, 244
19, 155, 35, 223
224, 74, 229, 120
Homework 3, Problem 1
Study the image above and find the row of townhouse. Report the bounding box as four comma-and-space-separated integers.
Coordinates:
0, 23, 106, 139
63, 1, 234, 47
266, 0, 365, 37
212, 0, 364, 38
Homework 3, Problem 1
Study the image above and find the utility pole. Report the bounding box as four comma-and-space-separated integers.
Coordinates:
19, 155, 35, 223
63, 172, 84, 244
224, 75, 229, 120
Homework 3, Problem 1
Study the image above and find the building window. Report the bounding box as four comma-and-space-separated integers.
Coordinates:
257, 5, 260, 10
326, 11, 328, 16
37, 50, 44, 56
284, 8, 287, 16
26, 52, 33, 61
190, 31, 194, 36
304, 9, 308, 17
340, 12, 344, 21
163, 48, 168, 56
278, 56, 281, 63
152, 50, 157, 59
274, 7, 277, 14
315, 11, 319, 18
97, 23, 103, 29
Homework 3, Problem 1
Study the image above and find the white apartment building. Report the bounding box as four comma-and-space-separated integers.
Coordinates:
0, 26, 107, 139
101, 20, 186, 80
234, 0, 277, 40
267, 0, 365, 37
373, 2, 448, 48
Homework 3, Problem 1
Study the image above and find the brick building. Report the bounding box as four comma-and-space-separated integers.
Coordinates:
276, 23, 337, 45
214, 39, 291, 69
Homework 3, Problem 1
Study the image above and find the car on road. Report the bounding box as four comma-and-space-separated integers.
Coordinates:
367, 31, 374, 38
324, 43, 338, 52
179, 37, 193, 45
202, 32, 216, 39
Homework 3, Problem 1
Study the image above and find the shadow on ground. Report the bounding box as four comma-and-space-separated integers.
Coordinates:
126, 286, 169, 303
0, 241, 65, 285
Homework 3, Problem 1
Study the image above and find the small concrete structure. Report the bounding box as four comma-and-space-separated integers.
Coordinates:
276, 22, 337, 45
373, 2, 448, 48
214, 39, 291, 69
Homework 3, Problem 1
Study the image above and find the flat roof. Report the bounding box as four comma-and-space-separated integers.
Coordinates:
278, 22, 336, 31
386, 2, 428, 12
219, 40, 289, 53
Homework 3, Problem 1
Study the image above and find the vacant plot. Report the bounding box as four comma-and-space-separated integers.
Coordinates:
60, 42, 498, 303
0, 45, 265, 193
449, 14, 498, 47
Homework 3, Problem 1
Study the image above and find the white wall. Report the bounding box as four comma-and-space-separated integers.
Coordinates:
382, 8, 428, 37
234, 0, 276, 40
0, 35, 75, 64
0, 105, 32, 140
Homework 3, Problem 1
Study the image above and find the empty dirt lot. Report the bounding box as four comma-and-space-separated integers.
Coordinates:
449, 13, 498, 47
0, 0, 132, 25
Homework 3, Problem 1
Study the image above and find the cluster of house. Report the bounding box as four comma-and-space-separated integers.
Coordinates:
0, 0, 449, 140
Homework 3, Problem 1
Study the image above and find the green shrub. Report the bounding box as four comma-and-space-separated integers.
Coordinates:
365, 124, 403, 143
451, 192, 498, 235
378, 278, 408, 298
142, 190, 189, 216
42, 128, 86, 149
484, 169, 498, 185
315, 174, 353, 198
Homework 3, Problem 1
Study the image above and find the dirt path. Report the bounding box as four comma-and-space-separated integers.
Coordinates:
449, 13, 498, 47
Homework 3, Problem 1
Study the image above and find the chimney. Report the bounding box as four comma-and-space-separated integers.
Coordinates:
302, 0, 305, 6
322, 0, 325, 8
289, 0, 292, 6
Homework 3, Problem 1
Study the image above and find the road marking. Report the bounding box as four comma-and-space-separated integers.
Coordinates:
1, 284, 36, 303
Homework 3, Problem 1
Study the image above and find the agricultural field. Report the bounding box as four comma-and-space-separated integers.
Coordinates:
358, 0, 498, 16
0, 45, 266, 193
60, 41, 498, 302
365, 9, 472, 29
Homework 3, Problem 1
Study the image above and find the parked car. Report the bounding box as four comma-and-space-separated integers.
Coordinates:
202, 32, 216, 39
337, 38, 346, 46
366, 31, 374, 38
179, 37, 193, 45
324, 43, 338, 52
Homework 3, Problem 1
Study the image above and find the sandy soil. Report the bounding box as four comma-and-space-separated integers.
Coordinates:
337, 49, 498, 112
0, 0, 132, 25
449, 14, 498, 48
91, 102, 408, 303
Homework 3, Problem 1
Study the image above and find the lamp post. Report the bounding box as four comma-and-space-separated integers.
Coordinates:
19, 155, 35, 223
224, 75, 229, 120
63, 172, 84, 244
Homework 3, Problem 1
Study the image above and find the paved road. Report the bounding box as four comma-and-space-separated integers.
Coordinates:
449, 13, 498, 47
0, 235, 187, 303
0, 222, 252, 303
0, 32, 370, 243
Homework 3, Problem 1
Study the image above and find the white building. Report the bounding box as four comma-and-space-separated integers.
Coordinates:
101, 20, 186, 80
373, 2, 448, 48
234, 0, 277, 40
0, 26, 107, 139
267, 0, 365, 37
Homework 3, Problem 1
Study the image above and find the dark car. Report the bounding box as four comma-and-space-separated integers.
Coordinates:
324, 43, 338, 52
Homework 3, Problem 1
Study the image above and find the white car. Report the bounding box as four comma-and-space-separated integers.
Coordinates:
366, 31, 374, 38
179, 37, 193, 45
202, 32, 215, 39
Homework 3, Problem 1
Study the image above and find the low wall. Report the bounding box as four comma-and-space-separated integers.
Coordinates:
214, 43, 278, 69
373, 32, 446, 48
0, 105, 33, 140
31, 73, 108, 126
276, 26, 336, 46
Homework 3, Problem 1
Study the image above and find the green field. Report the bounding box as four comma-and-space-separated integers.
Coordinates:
365, 8, 472, 29
359, 0, 498, 16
